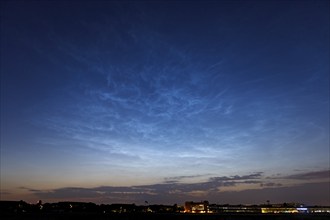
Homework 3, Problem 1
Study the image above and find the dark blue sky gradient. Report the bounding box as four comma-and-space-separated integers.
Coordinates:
1, 0, 329, 205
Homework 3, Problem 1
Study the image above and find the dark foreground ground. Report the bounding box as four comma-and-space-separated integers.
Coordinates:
1, 213, 329, 220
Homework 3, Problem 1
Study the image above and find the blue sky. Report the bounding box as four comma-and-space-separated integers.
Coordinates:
1, 0, 329, 205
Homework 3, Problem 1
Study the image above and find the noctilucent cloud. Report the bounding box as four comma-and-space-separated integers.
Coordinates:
1, 0, 329, 205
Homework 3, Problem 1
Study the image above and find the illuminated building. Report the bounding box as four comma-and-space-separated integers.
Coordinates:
184, 201, 209, 213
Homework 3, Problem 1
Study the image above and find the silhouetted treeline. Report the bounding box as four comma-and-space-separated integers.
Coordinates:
0, 200, 180, 214
1, 200, 330, 220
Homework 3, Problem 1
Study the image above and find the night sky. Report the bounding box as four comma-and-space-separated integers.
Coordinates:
1, 0, 329, 205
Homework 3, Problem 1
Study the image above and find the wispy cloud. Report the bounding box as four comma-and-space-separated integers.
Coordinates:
209, 173, 263, 182
164, 174, 212, 183
29, 172, 265, 201
282, 170, 330, 180
2, 0, 329, 206
260, 182, 282, 187
27, 170, 330, 205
